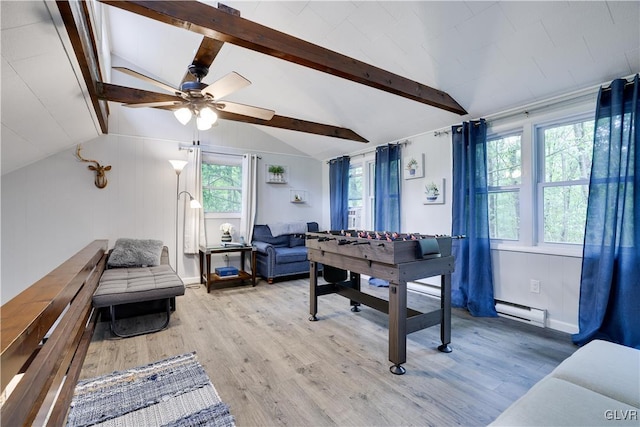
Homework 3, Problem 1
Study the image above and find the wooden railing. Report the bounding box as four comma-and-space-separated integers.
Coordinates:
1, 240, 108, 426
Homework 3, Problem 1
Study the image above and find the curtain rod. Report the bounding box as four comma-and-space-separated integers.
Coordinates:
330, 139, 410, 163
432, 73, 637, 137
179, 144, 246, 158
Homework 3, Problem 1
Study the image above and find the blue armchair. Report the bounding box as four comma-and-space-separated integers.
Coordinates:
252, 222, 322, 283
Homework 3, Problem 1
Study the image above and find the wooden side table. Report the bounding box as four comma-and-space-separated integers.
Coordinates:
198, 244, 257, 293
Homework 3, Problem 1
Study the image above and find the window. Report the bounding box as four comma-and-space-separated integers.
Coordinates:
201, 158, 242, 216
538, 118, 594, 244
487, 110, 595, 250
487, 133, 522, 240
346, 158, 375, 230
348, 164, 363, 229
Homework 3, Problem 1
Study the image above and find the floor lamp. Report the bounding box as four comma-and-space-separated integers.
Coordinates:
169, 160, 201, 275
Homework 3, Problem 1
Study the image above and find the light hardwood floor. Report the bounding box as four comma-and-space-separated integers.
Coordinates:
81, 277, 576, 426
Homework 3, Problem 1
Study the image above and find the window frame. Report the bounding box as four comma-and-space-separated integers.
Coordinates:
346, 155, 376, 231
487, 101, 595, 256
486, 130, 524, 243
535, 113, 594, 248
348, 163, 364, 229
201, 155, 243, 220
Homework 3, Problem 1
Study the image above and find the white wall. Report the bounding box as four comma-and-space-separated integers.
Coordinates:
1, 113, 323, 304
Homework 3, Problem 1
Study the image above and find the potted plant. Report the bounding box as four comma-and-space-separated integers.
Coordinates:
406, 158, 418, 175
268, 165, 285, 182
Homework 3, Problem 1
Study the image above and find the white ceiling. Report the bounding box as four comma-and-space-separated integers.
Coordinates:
2, 1, 639, 175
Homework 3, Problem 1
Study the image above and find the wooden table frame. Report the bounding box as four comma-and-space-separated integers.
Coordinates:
307, 248, 454, 375
199, 245, 257, 292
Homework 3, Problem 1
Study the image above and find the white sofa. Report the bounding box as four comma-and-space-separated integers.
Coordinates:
491, 339, 640, 426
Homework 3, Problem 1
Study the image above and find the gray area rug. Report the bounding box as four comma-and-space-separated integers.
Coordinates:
67, 352, 235, 427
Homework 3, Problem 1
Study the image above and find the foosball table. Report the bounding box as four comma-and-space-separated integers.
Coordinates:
306, 230, 457, 375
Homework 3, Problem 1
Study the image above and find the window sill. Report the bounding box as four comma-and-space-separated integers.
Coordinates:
205, 213, 241, 220
491, 242, 583, 258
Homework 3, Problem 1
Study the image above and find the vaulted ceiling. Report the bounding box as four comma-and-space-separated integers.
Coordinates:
2, 1, 638, 175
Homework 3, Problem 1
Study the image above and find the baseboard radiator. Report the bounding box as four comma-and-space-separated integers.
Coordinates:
407, 282, 547, 328
495, 301, 546, 328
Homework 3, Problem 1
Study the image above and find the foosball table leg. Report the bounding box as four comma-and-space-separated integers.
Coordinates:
438, 273, 453, 353
388, 281, 408, 375
390, 364, 406, 375
350, 272, 361, 312
309, 260, 319, 322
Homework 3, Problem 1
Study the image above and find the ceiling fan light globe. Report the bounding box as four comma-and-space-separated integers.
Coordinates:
200, 107, 218, 125
174, 107, 192, 125
196, 116, 213, 131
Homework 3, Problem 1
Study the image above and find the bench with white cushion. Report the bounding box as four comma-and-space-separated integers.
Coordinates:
93, 239, 185, 337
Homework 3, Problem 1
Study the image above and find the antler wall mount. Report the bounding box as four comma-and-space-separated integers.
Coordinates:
76, 145, 112, 189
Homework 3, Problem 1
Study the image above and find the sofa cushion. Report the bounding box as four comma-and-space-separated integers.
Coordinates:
253, 225, 289, 247
289, 234, 306, 247
491, 377, 639, 426
276, 246, 308, 264
550, 339, 640, 408
268, 221, 307, 236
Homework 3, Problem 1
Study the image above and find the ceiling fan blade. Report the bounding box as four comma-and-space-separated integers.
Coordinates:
123, 101, 184, 108
215, 101, 274, 121
215, 110, 368, 143
181, 37, 225, 85
201, 71, 250, 100
97, 82, 184, 104
114, 66, 181, 95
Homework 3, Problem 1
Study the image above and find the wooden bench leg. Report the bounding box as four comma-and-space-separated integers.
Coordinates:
108, 299, 172, 338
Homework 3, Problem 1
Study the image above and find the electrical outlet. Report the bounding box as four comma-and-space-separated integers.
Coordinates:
530, 279, 540, 293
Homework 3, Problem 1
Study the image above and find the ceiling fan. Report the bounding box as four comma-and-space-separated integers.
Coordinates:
96, 32, 368, 142
112, 63, 275, 131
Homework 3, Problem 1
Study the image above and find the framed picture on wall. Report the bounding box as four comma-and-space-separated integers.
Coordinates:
404, 154, 424, 180
423, 178, 445, 204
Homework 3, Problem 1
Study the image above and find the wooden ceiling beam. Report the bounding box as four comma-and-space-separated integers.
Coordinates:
57, 1, 109, 133
214, 111, 369, 143
99, 0, 467, 115
180, 37, 225, 85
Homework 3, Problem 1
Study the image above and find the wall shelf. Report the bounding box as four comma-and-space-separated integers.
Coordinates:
266, 164, 288, 183
290, 190, 307, 203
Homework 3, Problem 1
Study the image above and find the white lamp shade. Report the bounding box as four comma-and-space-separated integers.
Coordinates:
200, 107, 218, 125
189, 198, 202, 209
169, 160, 188, 174
174, 107, 192, 125
196, 115, 213, 131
